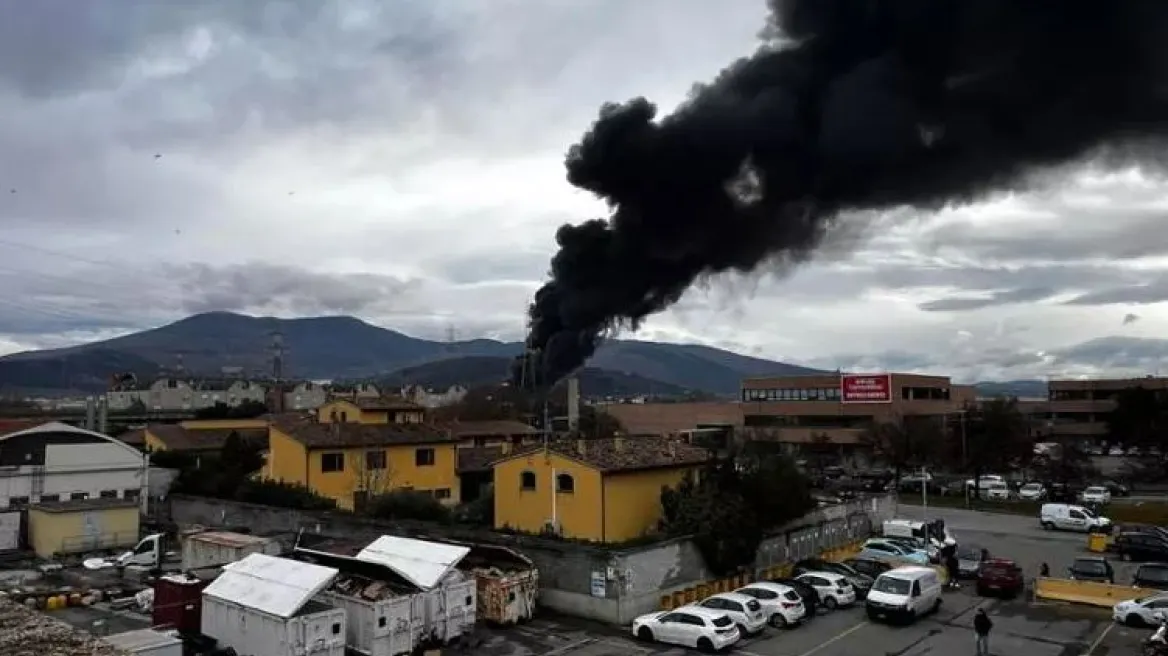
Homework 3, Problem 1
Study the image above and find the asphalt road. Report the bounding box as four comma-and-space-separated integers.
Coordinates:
472, 504, 1155, 656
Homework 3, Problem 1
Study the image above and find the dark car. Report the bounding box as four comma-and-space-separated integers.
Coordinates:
1068, 556, 1115, 583
773, 577, 819, 618
1134, 563, 1168, 591
844, 557, 893, 580
792, 559, 874, 599
1119, 524, 1168, 542
956, 544, 988, 579
1115, 532, 1168, 562
977, 558, 1024, 598
1102, 480, 1131, 497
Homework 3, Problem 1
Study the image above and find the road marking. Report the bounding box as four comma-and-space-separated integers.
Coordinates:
1082, 621, 1115, 656
767, 621, 870, 656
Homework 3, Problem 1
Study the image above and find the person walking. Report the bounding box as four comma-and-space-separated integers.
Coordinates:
974, 608, 993, 655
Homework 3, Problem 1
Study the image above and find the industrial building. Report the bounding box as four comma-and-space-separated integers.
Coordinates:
1012, 376, 1168, 443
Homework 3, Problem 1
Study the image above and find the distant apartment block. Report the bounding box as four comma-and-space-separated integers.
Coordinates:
105, 377, 328, 413
1015, 376, 1168, 443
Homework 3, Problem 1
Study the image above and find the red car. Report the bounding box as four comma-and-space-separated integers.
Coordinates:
976, 558, 1024, 598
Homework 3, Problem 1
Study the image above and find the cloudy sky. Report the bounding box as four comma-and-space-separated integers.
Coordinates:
1, 0, 1166, 383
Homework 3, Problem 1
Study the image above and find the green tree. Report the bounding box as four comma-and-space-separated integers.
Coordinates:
961, 398, 1032, 499
660, 443, 814, 576
194, 400, 269, 420
1108, 387, 1168, 451
215, 431, 265, 497
862, 414, 945, 484
367, 490, 452, 523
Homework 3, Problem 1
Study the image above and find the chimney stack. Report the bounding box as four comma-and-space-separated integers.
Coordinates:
576, 439, 587, 456
667, 440, 677, 459
614, 436, 625, 452
567, 377, 580, 432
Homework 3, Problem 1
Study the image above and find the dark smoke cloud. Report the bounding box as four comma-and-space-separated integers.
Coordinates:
514, 0, 1168, 389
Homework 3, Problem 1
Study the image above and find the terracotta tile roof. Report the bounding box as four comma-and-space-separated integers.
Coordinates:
600, 402, 743, 436
457, 445, 505, 473
445, 420, 537, 437
353, 396, 424, 411
500, 436, 713, 474
146, 424, 268, 452
273, 417, 458, 449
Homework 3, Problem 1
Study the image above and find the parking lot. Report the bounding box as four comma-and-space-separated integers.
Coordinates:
469, 506, 1157, 655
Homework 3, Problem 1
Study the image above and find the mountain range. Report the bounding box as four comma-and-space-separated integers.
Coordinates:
0, 312, 824, 397
0, 311, 1064, 399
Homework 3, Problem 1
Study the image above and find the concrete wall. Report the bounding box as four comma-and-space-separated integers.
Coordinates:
168, 493, 895, 625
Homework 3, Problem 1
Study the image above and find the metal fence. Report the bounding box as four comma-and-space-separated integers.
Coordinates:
755, 494, 894, 570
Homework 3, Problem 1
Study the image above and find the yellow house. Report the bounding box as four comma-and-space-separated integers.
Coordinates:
492, 436, 712, 543
266, 417, 460, 511
316, 397, 426, 425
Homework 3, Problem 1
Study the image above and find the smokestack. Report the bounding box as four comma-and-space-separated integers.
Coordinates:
567, 377, 580, 432
514, 1, 1168, 389
84, 396, 96, 431
97, 396, 108, 434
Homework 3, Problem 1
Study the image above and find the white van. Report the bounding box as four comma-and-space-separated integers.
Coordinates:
882, 519, 952, 550
865, 567, 942, 624
1040, 503, 1111, 533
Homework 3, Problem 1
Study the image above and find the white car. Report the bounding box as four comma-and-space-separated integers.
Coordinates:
693, 592, 768, 636
1018, 483, 1047, 501
983, 481, 1011, 501
795, 572, 856, 609
965, 475, 1004, 490
1113, 593, 1168, 626
1080, 486, 1112, 505
632, 606, 740, 651
735, 582, 806, 628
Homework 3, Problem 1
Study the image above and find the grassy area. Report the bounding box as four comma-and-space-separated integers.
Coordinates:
899, 494, 1168, 524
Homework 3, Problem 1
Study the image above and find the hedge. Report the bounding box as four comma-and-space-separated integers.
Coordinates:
900, 495, 1168, 526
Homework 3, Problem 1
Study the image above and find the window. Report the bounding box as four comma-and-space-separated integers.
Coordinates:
520, 471, 536, 491
433, 488, 451, 500
556, 473, 575, 493
340, 411, 348, 422
321, 453, 345, 473
378, 617, 387, 628
331, 623, 341, 635
70, 492, 89, 501
99, 490, 118, 499
40, 494, 60, 502
415, 448, 435, 467
9, 496, 28, 506
365, 450, 387, 470
124, 489, 140, 499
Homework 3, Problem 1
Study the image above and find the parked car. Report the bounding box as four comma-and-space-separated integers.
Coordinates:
692, 592, 767, 638
632, 606, 740, 651
1120, 524, 1168, 542
794, 572, 856, 610
1116, 533, 1168, 562
956, 544, 988, 579
1102, 480, 1131, 497
1018, 482, 1047, 501
1068, 556, 1115, 583
734, 582, 806, 628
857, 539, 930, 565
982, 481, 1012, 501
1080, 486, 1112, 505
976, 558, 1024, 598
844, 557, 893, 580
1134, 564, 1168, 591
792, 559, 873, 599
884, 537, 940, 563
773, 577, 820, 618
1113, 593, 1168, 627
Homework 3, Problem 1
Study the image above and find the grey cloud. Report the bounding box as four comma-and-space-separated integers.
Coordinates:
1124, 313, 1141, 325
428, 250, 551, 286
917, 286, 1060, 312
1063, 277, 1168, 306
1049, 336, 1168, 372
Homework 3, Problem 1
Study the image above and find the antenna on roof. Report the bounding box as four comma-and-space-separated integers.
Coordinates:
270, 331, 286, 382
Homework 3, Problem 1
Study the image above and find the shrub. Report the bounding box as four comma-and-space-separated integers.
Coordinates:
367, 490, 452, 523
234, 479, 337, 510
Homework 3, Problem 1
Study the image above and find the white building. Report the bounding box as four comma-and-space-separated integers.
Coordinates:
400, 384, 468, 408
107, 377, 269, 412
0, 422, 148, 511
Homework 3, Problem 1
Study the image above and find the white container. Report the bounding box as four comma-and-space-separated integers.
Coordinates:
202, 595, 346, 656
182, 530, 282, 570
423, 571, 477, 642
317, 590, 426, 656
102, 627, 183, 656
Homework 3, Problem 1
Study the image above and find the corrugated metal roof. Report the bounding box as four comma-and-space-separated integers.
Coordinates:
203, 553, 337, 618
356, 536, 470, 590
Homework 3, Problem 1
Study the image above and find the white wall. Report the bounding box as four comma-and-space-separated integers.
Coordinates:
0, 442, 146, 507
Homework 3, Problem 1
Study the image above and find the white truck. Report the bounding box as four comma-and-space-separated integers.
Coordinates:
88, 529, 282, 572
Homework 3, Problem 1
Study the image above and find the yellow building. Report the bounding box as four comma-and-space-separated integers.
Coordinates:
492, 437, 712, 544
28, 498, 140, 559
266, 416, 461, 511
316, 397, 425, 425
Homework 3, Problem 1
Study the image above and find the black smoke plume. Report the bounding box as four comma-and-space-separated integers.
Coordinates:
514, 0, 1168, 390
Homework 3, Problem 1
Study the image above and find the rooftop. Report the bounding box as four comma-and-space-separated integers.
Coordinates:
146, 424, 268, 452
0, 595, 129, 655
31, 498, 140, 513
457, 445, 505, 473
601, 402, 742, 436
445, 420, 537, 437
203, 553, 338, 619
273, 417, 459, 449
501, 436, 713, 474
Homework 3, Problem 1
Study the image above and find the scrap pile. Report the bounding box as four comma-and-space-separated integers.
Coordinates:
329, 573, 404, 602
0, 594, 128, 656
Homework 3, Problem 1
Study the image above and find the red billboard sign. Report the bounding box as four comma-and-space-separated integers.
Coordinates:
840, 374, 893, 404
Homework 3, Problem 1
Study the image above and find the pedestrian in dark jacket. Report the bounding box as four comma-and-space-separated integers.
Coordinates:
974, 608, 993, 655
947, 552, 960, 588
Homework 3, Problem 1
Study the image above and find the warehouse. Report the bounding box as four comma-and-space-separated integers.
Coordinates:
201, 553, 347, 656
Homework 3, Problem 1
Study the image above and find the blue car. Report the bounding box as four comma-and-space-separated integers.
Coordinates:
857, 539, 930, 565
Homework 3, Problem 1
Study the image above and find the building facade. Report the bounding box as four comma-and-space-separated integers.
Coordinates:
106, 377, 330, 413
740, 372, 976, 450
1015, 376, 1168, 443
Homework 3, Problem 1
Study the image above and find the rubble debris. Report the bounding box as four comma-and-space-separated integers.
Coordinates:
0, 594, 129, 656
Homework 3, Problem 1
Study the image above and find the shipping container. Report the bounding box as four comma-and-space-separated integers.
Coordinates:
201, 553, 346, 656
455, 542, 539, 625
182, 530, 282, 570
152, 572, 212, 633
356, 536, 477, 643
101, 627, 184, 656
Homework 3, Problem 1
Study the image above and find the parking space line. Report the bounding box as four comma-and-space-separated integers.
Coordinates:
1082, 621, 1115, 656
764, 621, 870, 656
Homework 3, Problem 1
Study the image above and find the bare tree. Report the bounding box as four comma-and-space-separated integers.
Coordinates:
350, 448, 394, 512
